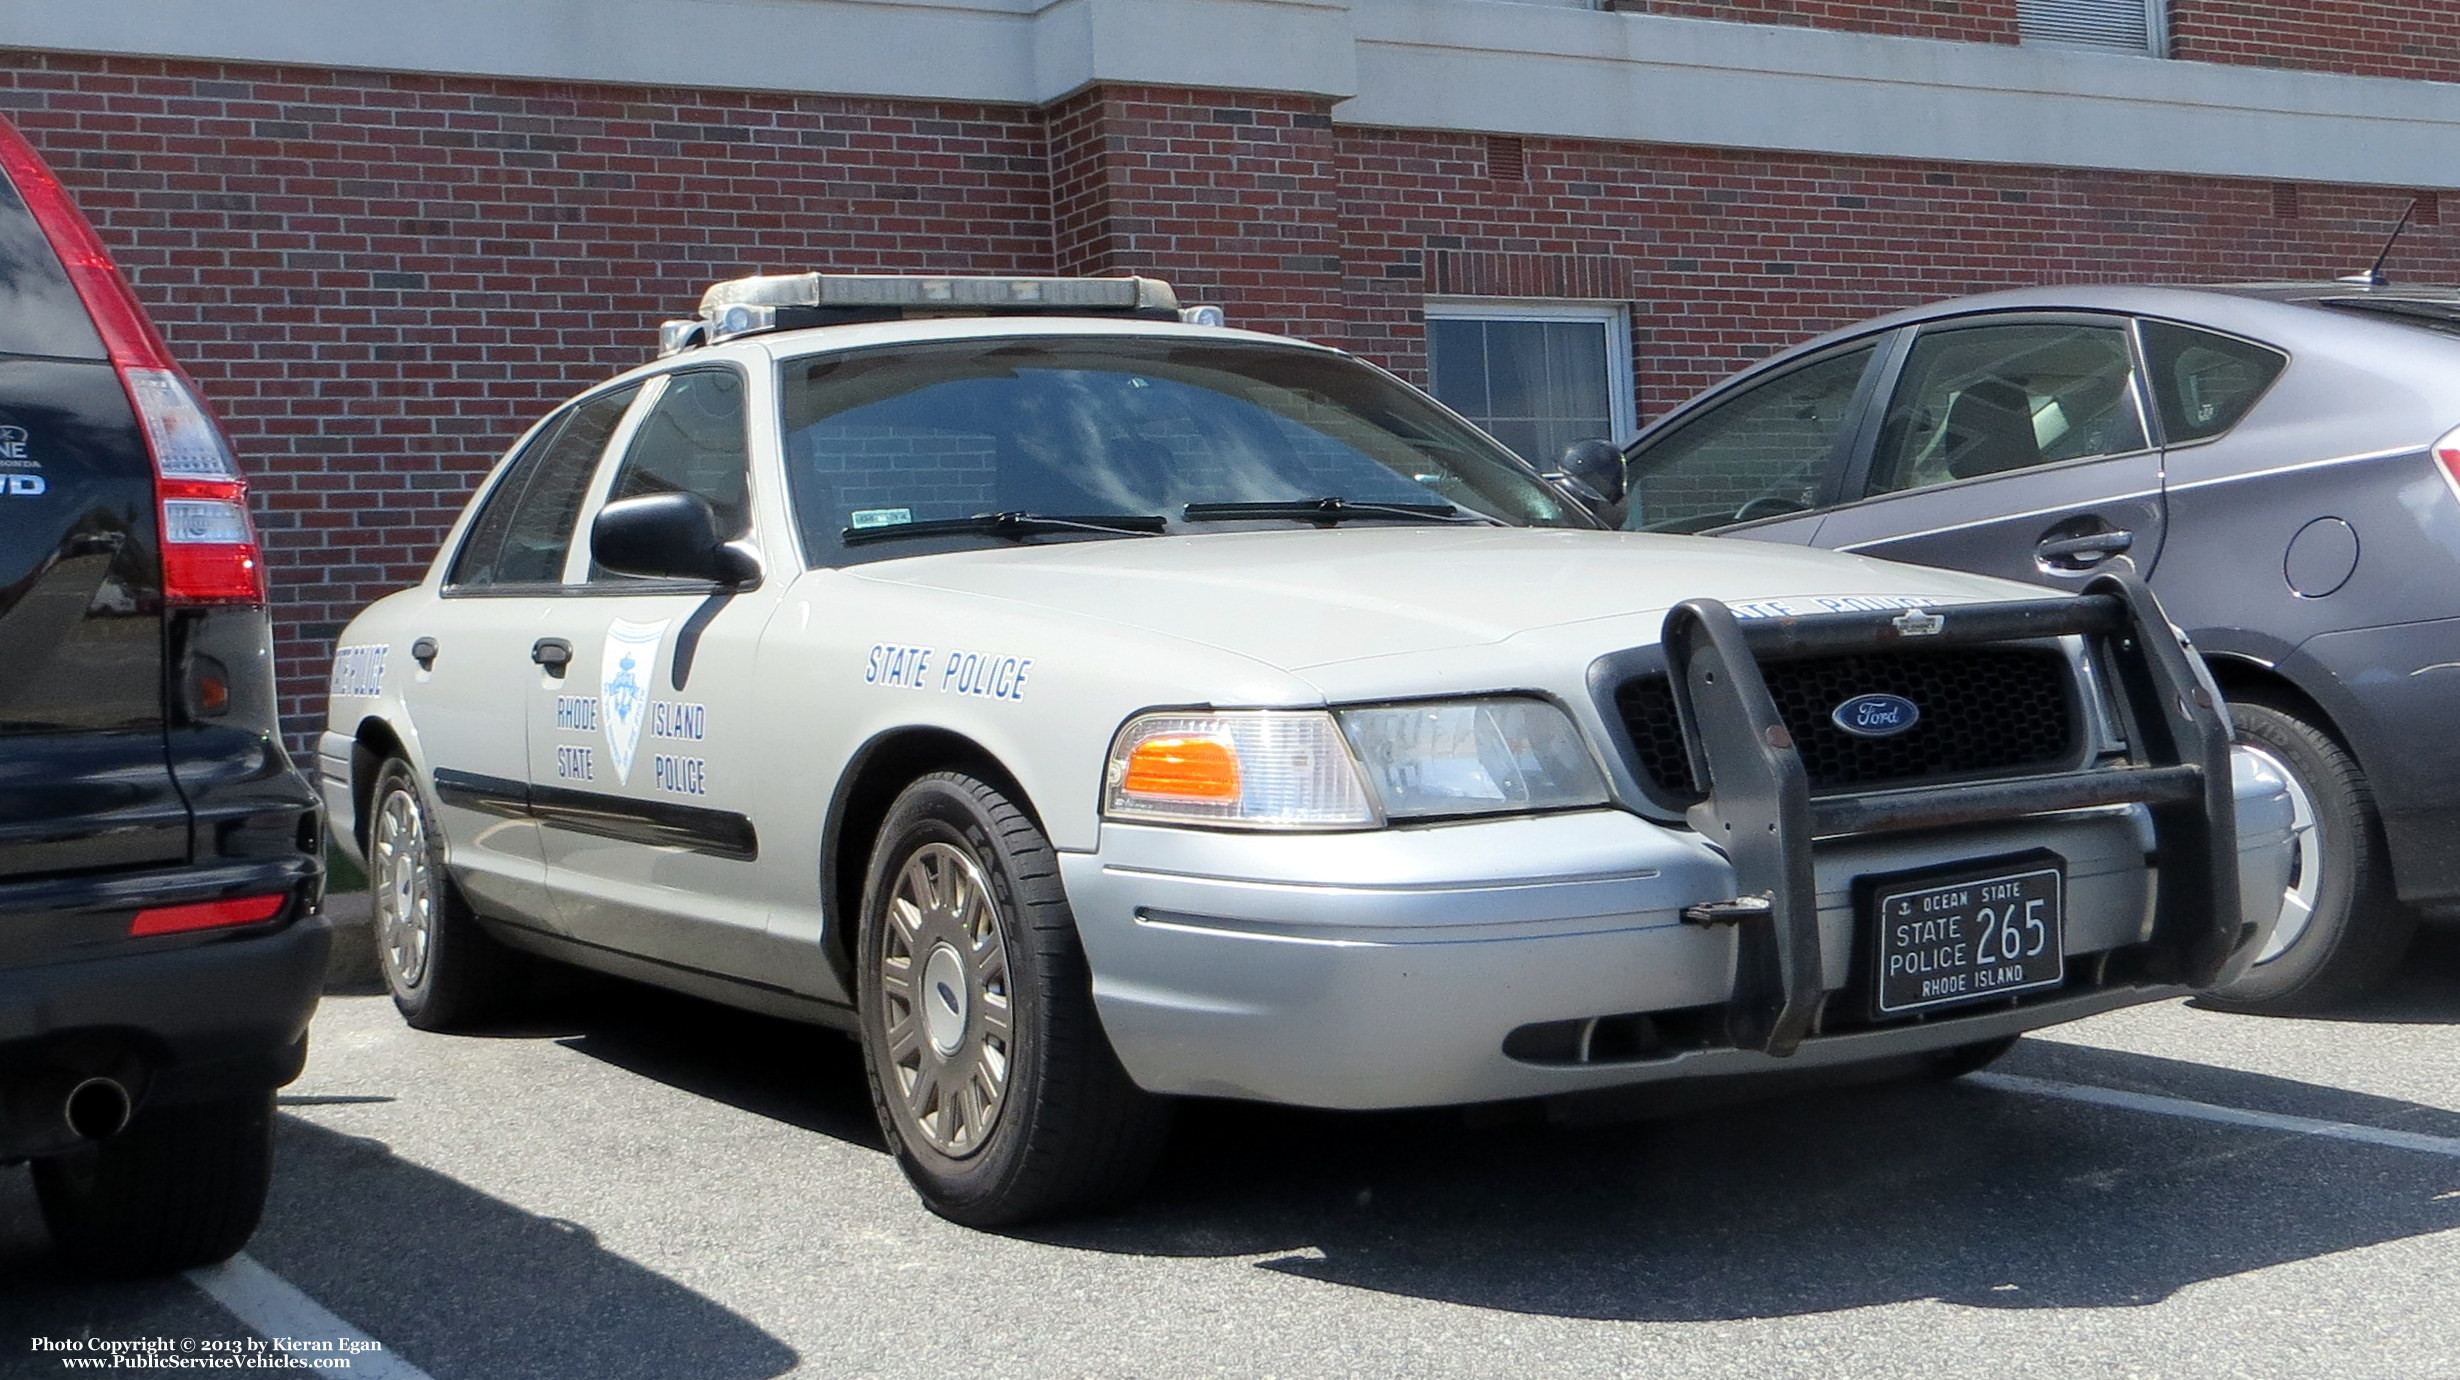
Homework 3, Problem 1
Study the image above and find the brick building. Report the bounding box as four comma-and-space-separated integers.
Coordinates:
3, 0, 2457, 743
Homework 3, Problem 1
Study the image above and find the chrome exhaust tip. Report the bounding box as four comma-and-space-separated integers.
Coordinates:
63, 1077, 131, 1142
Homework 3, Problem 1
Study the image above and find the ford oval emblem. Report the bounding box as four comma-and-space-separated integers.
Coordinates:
1832, 693, 1921, 739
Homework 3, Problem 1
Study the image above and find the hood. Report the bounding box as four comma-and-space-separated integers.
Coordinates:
847, 527, 2049, 673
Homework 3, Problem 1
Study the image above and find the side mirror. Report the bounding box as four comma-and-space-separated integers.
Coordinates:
1550, 438, 1625, 506
591, 492, 760, 586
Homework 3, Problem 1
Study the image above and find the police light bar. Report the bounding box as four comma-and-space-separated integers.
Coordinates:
658, 274, 1212, 354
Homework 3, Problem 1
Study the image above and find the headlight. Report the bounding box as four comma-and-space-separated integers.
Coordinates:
1104, 699, 1607, 830
1336, 698, 1608, 820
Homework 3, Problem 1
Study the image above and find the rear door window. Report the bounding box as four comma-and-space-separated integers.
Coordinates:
0, 168, 106, 361
1868, 322, 2146, 495
448, 386, 641, 590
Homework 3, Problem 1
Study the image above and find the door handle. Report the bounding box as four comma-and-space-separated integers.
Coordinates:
410, 636, 438, 668
531, 638, 573, 676
2036, 529, 2134, 564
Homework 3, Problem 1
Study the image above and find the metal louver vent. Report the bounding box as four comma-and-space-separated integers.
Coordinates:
2019, 0, 2163, 54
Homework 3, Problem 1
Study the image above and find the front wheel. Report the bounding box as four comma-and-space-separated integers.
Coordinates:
2204, 701, 2414, 1012
856, 772, 1170, 1226
32, 1091, 274, 1277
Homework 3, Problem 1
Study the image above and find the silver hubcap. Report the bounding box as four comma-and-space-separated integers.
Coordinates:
877, 842, 1014, 1158
2242, 742, 2321, 965
371, 784, 437, 990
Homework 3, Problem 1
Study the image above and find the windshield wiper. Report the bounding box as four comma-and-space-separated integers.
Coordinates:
1180, 497, 1487, 526
842, 511, 1168, 547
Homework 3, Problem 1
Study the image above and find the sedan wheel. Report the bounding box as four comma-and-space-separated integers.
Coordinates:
370, 778, 437, 992
857, 772, 1171, 1225
367, 758, 520, 1030
876, 841, 1015, 1158
2204, 701, 2414, 1012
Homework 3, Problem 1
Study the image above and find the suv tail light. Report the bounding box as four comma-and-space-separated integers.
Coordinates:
2436, 423, 2460, 505
0, 123, 266, 605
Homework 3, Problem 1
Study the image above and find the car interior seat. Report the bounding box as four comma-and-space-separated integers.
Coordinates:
1941, 378, 2041, 480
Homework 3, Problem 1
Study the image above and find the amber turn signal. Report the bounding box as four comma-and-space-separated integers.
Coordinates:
1118, 735, 1241, 802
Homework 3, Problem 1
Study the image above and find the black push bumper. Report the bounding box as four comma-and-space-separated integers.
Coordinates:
1661, 572, 2241, 1058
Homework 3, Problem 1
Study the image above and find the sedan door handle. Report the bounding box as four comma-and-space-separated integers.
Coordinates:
2036, 529, 2134, 563
531, 637, 574, 676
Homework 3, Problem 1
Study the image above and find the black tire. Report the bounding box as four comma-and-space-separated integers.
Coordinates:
367, 757, 521, 1030
32, 1091, 274, 1277
1923, 1034, 2019, 1081
2203, 700, 2415, 1013
856, 772, 1171, 1227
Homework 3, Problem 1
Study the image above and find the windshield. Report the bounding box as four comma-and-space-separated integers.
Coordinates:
778, 335, 1591, 564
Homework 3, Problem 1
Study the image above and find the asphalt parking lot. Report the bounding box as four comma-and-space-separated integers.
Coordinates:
6, 928, 2459, 1380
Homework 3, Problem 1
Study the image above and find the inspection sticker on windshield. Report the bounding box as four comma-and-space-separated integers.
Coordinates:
850, 508, 912, 529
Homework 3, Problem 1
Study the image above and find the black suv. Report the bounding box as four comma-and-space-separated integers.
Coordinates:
0, 118, 324, 1274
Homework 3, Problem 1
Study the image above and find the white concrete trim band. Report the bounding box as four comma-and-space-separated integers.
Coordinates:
3, 0, 2458, 188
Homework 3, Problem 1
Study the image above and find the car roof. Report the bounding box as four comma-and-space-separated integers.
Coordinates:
600, 313, 1351, 391
1667, 280, 2460, 426
1812, 280, 2460, 338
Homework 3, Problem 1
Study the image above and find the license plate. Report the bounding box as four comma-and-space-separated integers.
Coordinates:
1871, 859, 2064, 1017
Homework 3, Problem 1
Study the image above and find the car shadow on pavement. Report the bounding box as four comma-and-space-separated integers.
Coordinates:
0, 1113, 801, 1379
543, 976, 887, 1151
1023, 1042, 2460, 1323
423, 967, 2460, 1327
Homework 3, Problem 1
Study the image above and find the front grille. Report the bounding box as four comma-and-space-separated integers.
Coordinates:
1616, 647, 2077, 797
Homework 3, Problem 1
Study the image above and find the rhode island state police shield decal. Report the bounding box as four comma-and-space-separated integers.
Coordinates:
599, 619, 669, 785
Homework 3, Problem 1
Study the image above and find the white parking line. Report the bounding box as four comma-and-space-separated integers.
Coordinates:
184, 1254, 434, 1379
1973, 1072, 2460, 1159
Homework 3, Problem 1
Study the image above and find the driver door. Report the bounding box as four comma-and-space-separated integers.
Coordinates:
529, 366, 788, 981
1620, 340, 1887, 545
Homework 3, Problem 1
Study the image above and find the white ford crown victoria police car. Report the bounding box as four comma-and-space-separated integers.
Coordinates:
322, 273, 2294, 1225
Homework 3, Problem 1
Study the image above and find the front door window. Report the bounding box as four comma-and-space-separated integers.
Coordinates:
1622, 345, 1877, 534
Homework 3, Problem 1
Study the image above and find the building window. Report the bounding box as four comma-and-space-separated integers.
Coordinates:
2018, 0, 2166, 56
1424, 301, 1636, 468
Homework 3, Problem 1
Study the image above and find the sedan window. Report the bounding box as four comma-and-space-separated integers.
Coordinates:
777, 337, 1585, 564
1870, 322, 2145, 494
2139, 320, 2285, 443
1622, 345, 1876, 534
447, 385, 640, 590
587, 369, 751, 582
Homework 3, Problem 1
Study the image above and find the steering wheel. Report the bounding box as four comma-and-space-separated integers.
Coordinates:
1732, 494, 1812, 523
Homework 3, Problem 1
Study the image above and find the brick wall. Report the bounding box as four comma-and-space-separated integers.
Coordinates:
1050, 86, 1347, 343
3, 50, 2454, 748
2169, 1, 2460, 84
1335, 128, 2459, 413
0, 50, 1055, 741
1603, 0, 2020, 45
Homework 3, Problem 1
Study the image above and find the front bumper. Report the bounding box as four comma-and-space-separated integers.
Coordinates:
1067, 769, 2289, 1110
1068, 577, 2291, 1111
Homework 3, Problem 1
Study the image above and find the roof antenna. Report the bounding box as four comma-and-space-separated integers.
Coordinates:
2339, 196, 2422, 287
